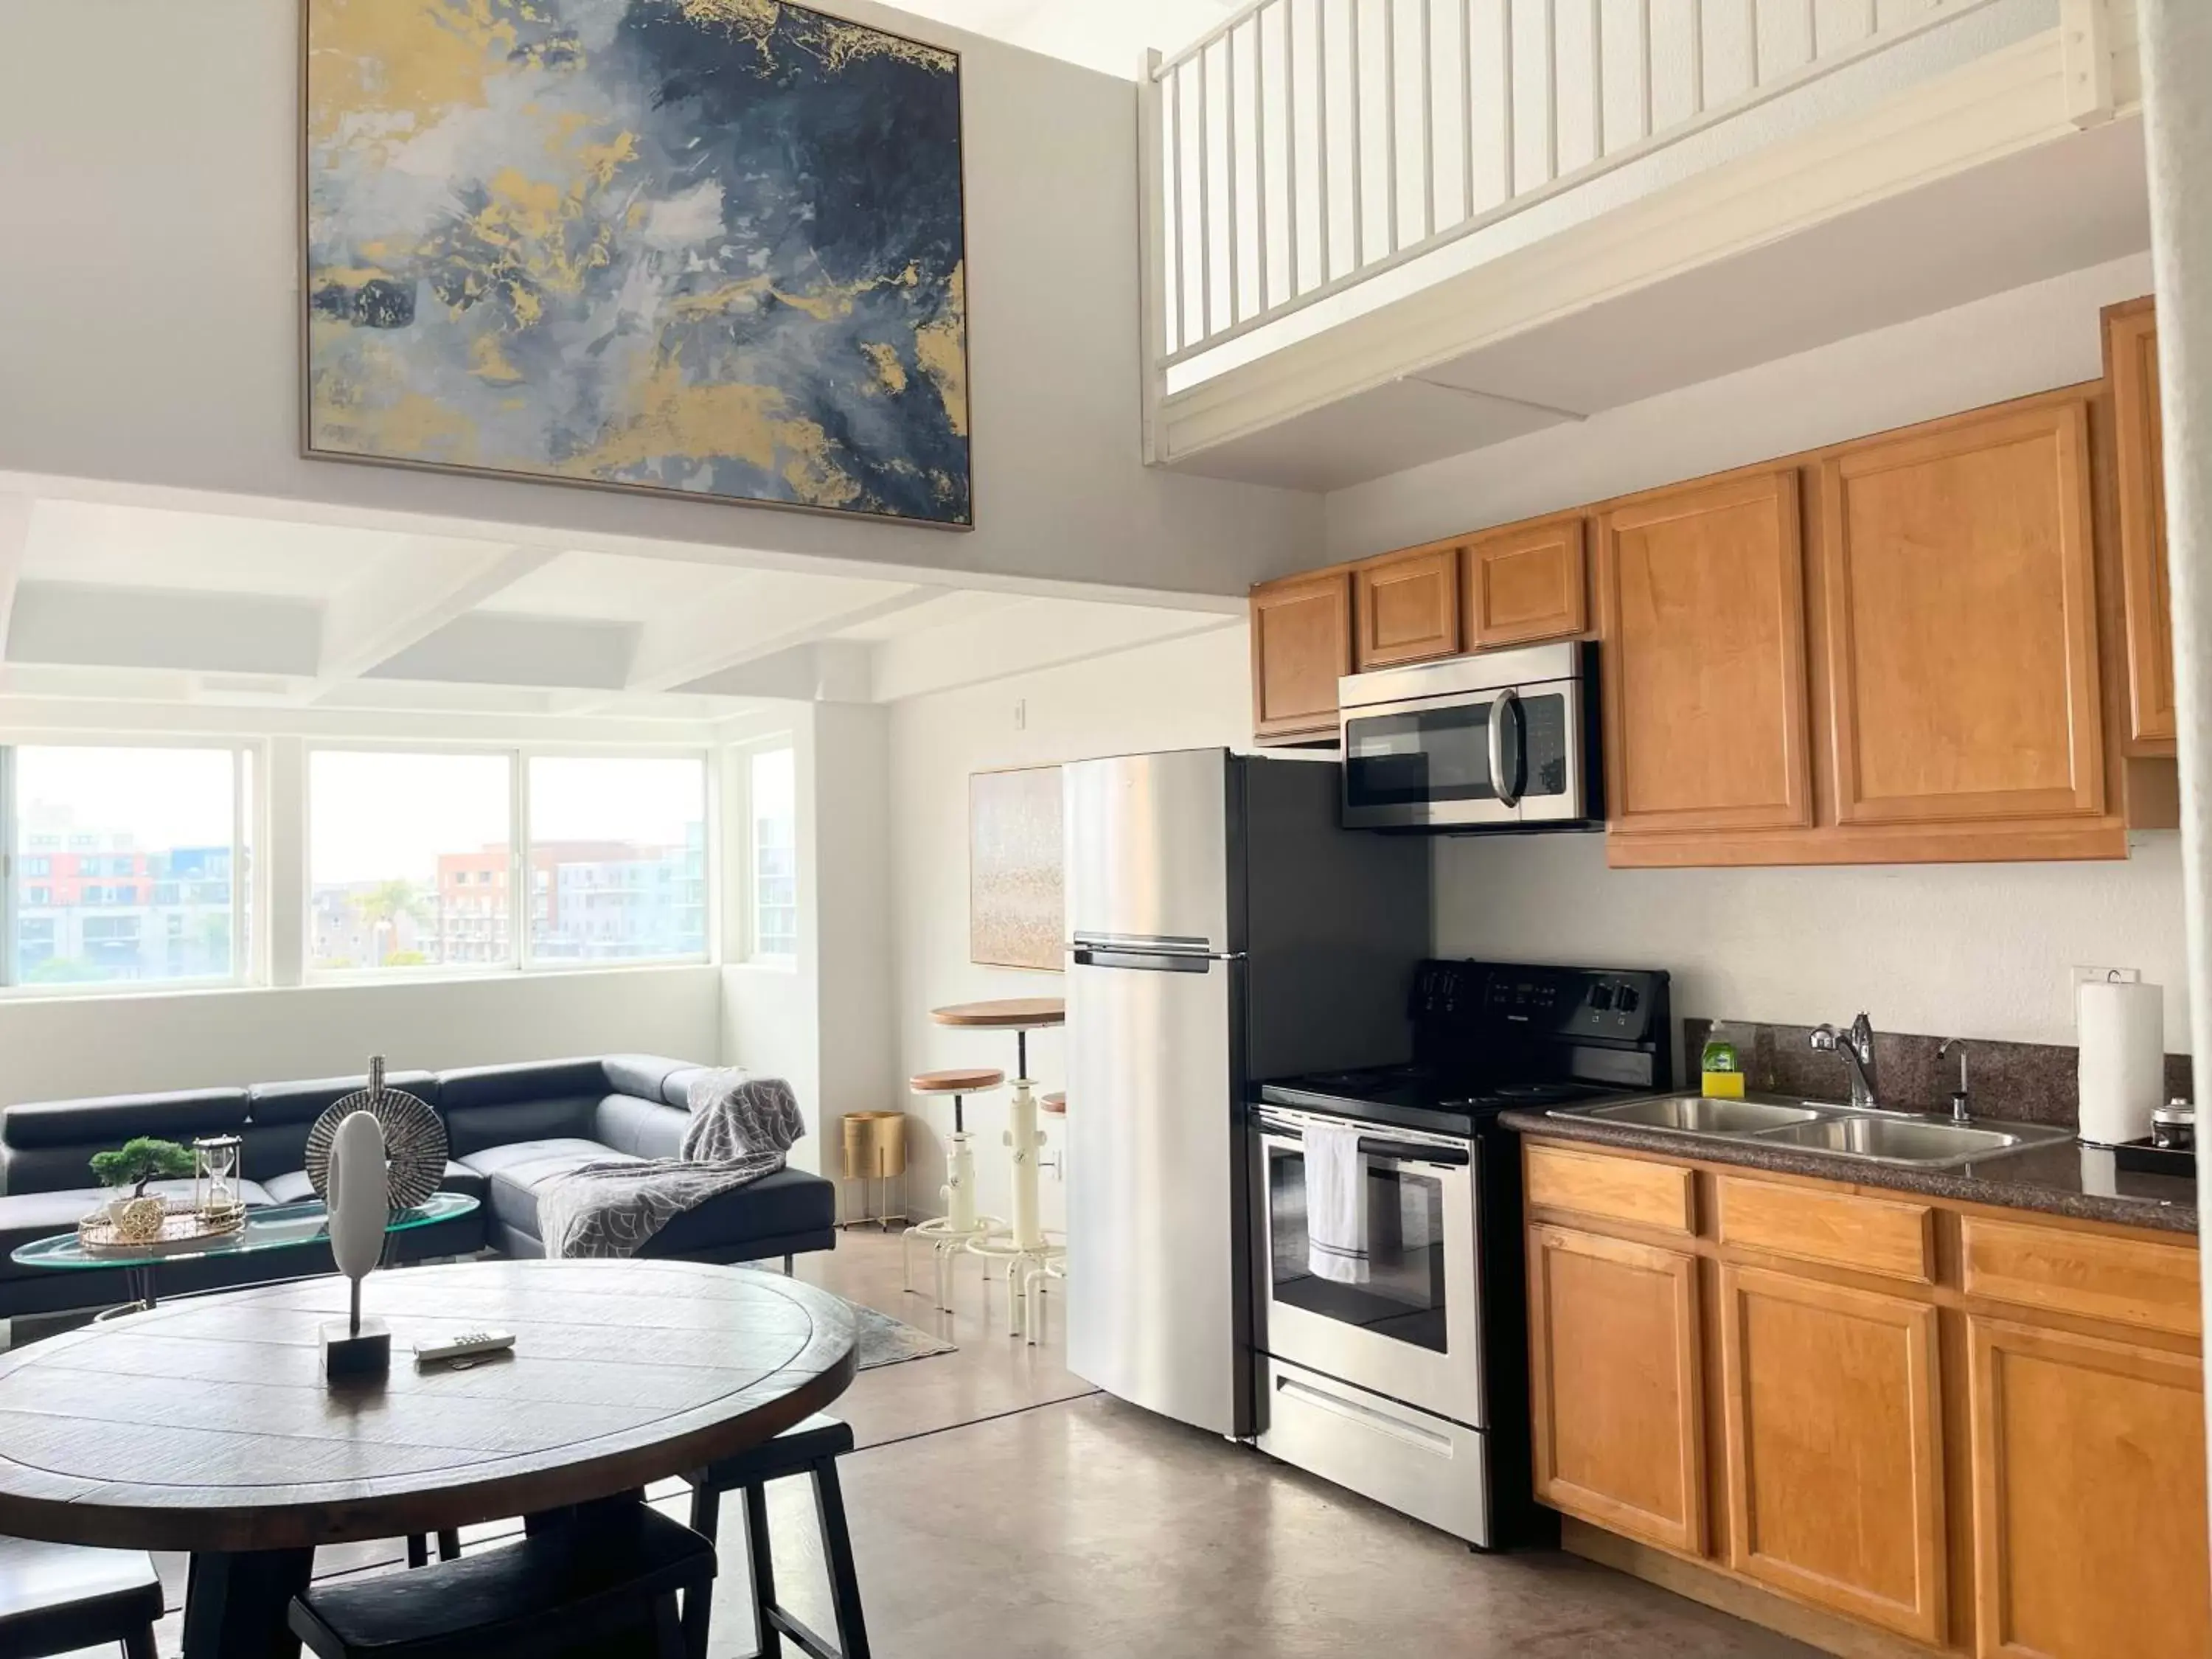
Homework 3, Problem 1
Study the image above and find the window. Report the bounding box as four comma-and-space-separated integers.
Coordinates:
526, 756, 709, 963
749, 748, 798, 961
4, 745, 247, 988
307, 751, 510, 971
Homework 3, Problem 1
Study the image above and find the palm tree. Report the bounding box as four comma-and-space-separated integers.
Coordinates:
350, 880, 428, 967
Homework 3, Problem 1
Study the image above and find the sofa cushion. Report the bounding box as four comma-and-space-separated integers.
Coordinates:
591, 1094, 689, 1161
601, 1055, 689, 1108
248, 1071, 442, 1124
462, 1138, 832, 1257
260, 1160, 488, 1209
0, 1180, 276, 1280
1, 1089, 253, 1197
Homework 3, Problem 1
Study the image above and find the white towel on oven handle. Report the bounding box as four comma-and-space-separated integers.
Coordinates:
1304, 1121, 1370, 1285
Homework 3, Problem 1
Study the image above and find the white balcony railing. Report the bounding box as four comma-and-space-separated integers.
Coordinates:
1143, 0, 2054, 392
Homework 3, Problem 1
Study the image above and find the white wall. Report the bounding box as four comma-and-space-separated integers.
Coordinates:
1322, 251, 2191, 1060
0, 965, 722, 1106
886, 622, 1251, 1221
0, 0, 1316, 599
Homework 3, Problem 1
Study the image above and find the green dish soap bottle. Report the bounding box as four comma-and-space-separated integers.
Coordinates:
1701, 1023, 1746, 1099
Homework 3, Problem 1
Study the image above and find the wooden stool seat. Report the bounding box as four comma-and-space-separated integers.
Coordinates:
1040, 1092, 1066, 1115
909, 1068, 1003, 1095
290, 1504, 713, 1659
686, 1414, 870, 1658
0, 1535, 161, 1659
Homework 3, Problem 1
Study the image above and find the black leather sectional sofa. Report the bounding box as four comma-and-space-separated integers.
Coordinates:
0, 1055, 838, 1317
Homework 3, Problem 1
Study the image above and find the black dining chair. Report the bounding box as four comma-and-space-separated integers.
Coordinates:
290, 1502, 712, 1659
0, 1534, 163, 1658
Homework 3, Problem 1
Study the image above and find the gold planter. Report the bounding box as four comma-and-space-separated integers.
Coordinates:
840, 1111, 909, 1229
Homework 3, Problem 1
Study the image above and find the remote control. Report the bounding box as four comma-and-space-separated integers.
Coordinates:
413, 1329, 516, 1363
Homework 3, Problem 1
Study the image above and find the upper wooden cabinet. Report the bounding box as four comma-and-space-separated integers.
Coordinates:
1467, 516, 1587, 648
1249, 570, 1352, 743
2107, 298, 2177, 752
1599, 470, 1812, 836
1352, 543, 1461, 669
1820, 400, 2104, 826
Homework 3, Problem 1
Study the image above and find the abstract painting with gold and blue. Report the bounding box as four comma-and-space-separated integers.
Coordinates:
305, 0, 970, 526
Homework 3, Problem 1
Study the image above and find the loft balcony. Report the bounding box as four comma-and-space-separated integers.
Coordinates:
1141, 0, 2147, 489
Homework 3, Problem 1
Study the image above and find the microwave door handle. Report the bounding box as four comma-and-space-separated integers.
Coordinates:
1489, 687, 1523, 808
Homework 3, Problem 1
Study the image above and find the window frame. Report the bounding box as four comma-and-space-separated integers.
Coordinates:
0, 735, 262, 1000
302, 740, 718, 984
735, 738, 799, 967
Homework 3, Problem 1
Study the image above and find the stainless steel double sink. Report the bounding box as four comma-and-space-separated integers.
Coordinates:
1548, 1092, 2074, 1169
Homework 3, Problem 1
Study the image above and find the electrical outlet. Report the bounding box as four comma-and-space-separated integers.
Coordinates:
1014, 698, 1027, 731
2073, 964, 2143, 986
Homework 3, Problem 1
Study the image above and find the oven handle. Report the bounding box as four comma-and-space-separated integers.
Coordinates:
1255, 1117, 1472, 1168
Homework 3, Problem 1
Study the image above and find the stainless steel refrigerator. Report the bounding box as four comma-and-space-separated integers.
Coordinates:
1062, 748, 1431, 1438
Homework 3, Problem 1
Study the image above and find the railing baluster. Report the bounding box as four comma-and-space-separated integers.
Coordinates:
1384, 0, 1399, 256
1691, 0, 1705, 112
1544, 0, 1558, 182
1256, 5, 1271, 316
1197, 46, 1212, 338
1747, 0, 1760, 88
1589, 0, 1602, 162
1286, 0, 1301, 299
1351, 0, 1366, 268
1501, 0, 1515, 198
1170, 60, 1186, 349
1318, 0, 1332, 284
1225, 26, 1240, 324
1460, 0, 1475, 220
1807, 0, 1818, 61
1638, 0, 1652, 136
1420, 0, 1436, 240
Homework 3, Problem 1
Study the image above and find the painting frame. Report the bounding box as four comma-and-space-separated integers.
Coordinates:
296, 0, 975, 532
969, 765, 1064, 975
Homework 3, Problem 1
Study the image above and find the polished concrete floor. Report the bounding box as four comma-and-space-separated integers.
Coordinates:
49, 1231, 1815, 1657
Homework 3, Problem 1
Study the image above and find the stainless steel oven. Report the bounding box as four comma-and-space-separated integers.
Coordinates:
1338, 640, 1599, 831
1249, 1105, 1482, 1430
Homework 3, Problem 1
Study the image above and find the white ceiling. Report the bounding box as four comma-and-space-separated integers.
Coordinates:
0, 496, 1237, 721
888, 0, 1239, 77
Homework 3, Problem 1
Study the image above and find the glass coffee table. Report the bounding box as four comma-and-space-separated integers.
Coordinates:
11, 1192, 480, 1314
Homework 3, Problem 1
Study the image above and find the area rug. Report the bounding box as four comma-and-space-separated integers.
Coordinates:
853, 1301, 957, 1371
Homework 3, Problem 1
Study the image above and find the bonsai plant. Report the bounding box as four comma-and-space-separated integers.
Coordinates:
89, 1137, 196, 1240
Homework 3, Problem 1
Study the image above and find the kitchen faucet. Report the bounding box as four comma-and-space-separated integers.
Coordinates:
1809, 1014, 1881, 1110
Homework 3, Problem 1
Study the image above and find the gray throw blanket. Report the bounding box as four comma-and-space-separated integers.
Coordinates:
536, 1070, 804, 1259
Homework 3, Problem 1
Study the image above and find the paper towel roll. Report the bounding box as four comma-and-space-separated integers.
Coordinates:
2077, 978, 2163, 1146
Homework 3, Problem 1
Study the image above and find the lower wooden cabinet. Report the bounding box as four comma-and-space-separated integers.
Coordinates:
1528, 1224, 1705, 1554
1719, 1265, 1947, 1643
1966, 1316, 2210, 1659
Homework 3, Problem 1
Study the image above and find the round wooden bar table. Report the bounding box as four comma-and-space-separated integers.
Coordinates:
0, 1258, 857, 1658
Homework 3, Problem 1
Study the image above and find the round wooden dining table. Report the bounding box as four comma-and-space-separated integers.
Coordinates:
0, 1258, 857, 1657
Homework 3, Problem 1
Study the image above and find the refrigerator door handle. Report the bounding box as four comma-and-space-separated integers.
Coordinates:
1068, 945, 1245, 973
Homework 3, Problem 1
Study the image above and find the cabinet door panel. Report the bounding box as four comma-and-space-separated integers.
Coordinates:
1823, 402, 2104, 824
1469, 517, 1587, 647
1967, 1316, 2210, 1659
1354, 546, 1461, 669
2107, 301, 2176, 749
1251, 571, 1352, 741
1601, 471, 1812, 835
1528, 1224, 1705, 1554
1720, 1267, 1946, 1643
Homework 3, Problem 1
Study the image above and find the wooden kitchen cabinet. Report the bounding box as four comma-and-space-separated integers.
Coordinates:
1528, 1222, 1705, 1554
1467, 515, 1587, 648
1352, 543, 1461, 669
1965, 1316, 2209, 1659
1249, 569, 1352, 742
1820, 399, 2104, 827
1599, 469, 1813, 836
2106, 297, 2177, 753
1719, 1265, 1947, 1643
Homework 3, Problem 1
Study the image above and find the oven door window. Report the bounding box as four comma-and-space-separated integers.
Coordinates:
1342, 700, 1506, 813
1267, 1144, 1449, 1353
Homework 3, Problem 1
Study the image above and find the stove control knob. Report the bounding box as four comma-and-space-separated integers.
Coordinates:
1616, 984, 1641, 1014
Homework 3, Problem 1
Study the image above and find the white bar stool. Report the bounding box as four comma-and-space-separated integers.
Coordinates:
1020, 1091, 1070, 1345
902, 1068, 1006, 1312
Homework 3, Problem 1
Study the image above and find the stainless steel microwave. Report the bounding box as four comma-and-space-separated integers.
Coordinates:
1338, 641, 1602, 831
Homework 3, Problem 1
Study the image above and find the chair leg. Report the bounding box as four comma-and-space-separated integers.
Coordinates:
783, 1253, 794, 1275
653, 1589, 688, 1659
406, 1532, 428, 1569
123, 1626, 159, 1659
743, 1479, 782, 1659
812, 1457, 872, 1659
688, 1476, 723, 1545
436, 1528, 462, 1561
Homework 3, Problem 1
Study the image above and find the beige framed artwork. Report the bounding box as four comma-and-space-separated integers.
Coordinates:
970, 767, 1063, 973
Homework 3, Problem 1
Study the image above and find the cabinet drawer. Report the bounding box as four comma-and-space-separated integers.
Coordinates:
1526, 1144, 1694, 1236
1961, 1214, 2200, 1338
1717, 1175, 1933, 1284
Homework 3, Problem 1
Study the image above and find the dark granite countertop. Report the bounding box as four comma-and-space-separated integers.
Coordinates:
1503, 1105, 2199, 1236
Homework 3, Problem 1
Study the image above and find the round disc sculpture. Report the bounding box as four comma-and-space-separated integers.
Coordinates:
305, 1055, 447, 1211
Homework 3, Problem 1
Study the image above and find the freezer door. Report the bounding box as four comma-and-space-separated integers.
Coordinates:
1062, 749, 1234, 954
1065, 947, 1248, 1438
